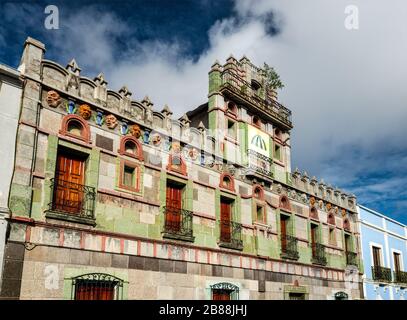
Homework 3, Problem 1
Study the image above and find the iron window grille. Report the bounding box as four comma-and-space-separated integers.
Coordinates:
311, 243, 327, 266
220, 70, 292, 126
162, 206, 195, 242
346, 251, 358, 267
371, 266, 392, 282
48, 178, 96, 219
280, 234, 299, 260
69, 273, 127, 300
210, 282, 239, 300
393, 271, 407, 285
219, 221, 243, 250
246, 149, 273, 177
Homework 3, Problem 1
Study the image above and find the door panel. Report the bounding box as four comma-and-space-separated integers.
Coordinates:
372, 247, 381, 267
394, 253, 401, 272
213, 290, 231, 300
281, 217, 287, 251
166, 184, 183, 232
75, 282, 115, 300
311, 225, 317, 257
55, 152, 85, 214
220, 200, 231, 242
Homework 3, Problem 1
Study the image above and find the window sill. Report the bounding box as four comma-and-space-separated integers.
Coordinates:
45, 210, 96, 227
162, 232, 195, 243
219, 241, 243, 251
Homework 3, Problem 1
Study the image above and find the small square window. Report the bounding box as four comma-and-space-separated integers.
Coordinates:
256, 205, 265, 223
227, 119, 236, 138
274, 144, 281, 160
123, 166, 135, 187
329, 228, 336, 245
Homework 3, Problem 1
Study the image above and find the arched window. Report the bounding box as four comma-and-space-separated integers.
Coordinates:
253, 185, 264, 200
219, 173, 235, 192
226, 101, 237, 117
343, 218, 351, 231
70, 273, 126, 300
279, 195, 291, 211
310, 206, 318, 220
251, 79, 261, 92
60, 114, 91, 143
274, 128, 282, 140
118, 136, 143, 161
211, 282, 239, 300
327, 212, 336, 225
252, 115, 261, 127
334, 291, 349, 300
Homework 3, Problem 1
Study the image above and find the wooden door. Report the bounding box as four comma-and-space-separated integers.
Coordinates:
55, 152, 85, 214
166, 184, 183, 232
220, 200, 231, 242
213, 290, 231, 300
75, 282, 115, 300
372, 246, 381, 267
311, 225, 317, 257
280, 216, 287, 252
394, 253, 401, 272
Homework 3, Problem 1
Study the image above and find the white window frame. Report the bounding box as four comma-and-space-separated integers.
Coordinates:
391, 248, 404, 272
369, 242, 385, 267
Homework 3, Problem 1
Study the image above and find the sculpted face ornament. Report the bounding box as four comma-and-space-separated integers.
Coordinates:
187, 148, 198, 161
105, 114, 118, 129
310, 197, 316, 206
79, 104, 92, 120
46, 90, 61, 108
152, 134, 162, 146
130, 124, 141, 138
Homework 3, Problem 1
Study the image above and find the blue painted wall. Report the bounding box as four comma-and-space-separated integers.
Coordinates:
359, 205, 407, 300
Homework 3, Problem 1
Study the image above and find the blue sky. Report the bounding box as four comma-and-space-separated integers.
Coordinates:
1, 0, 406, 224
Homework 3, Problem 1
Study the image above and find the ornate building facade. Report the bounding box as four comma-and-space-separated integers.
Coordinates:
358, 205, 407, 300
0, 37, 363, 300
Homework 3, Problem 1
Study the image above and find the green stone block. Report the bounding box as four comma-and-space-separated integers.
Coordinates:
132, 223, 149, 238
148, 224, 161, 239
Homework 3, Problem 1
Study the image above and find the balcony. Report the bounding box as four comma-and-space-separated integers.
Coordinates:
220, 70, 292, 129
371, 266, 392, 282
162, 207, 194, 242
311, 243, 327, 266
346, 251, 358, 267
219, 221, 243, 250
280, 235, 299, 260
394, 271, 407, 285
46, 178, 96, 225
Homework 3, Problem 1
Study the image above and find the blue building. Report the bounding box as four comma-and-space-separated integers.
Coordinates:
358, 205, 407, 300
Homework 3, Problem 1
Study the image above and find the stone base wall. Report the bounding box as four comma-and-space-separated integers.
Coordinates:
7, 242, 362, 300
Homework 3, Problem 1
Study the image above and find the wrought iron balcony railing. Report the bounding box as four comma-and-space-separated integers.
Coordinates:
48, 178, 96, 220
246, 149, 273, 177
346, 251, 358, 267
219, 221, 243, 250
311, 243, 327, 266
371, 266, 392, 282
393, 271, 407, 285
220, 70, 292, 127
280, 234, 299, 260
162, 207, 194, 242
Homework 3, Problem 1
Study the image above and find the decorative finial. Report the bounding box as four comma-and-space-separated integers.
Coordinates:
198, 121, 205, 132
161, 104, 173, 116
66, 58, 81, 73
94, 72, 107, 85
119, 86, 132, 97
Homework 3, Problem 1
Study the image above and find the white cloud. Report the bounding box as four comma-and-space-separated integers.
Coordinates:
17, 1, 407, 213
